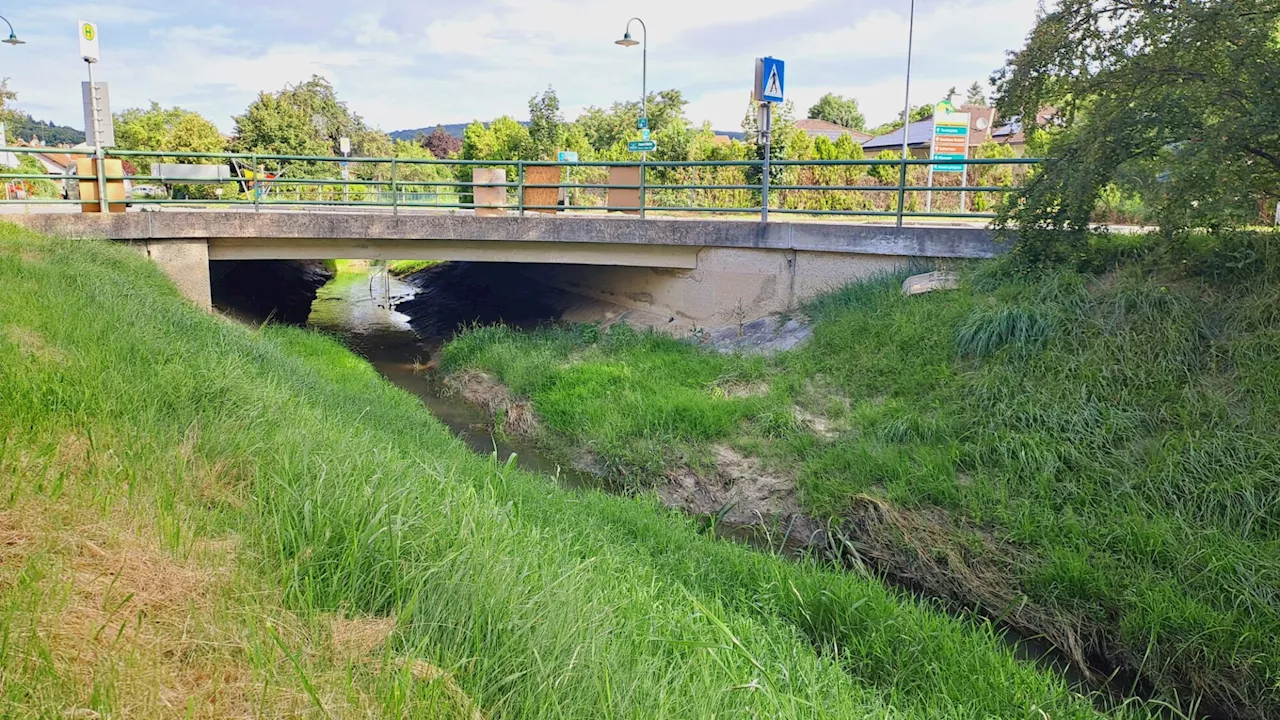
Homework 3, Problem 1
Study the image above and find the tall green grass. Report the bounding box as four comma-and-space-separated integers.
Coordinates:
442, 232, 1280, 718
0, 225, 1130, 718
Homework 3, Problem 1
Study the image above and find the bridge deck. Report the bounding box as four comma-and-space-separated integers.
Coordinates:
3, 210, 1002, 264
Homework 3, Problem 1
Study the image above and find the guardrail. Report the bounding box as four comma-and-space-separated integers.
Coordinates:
0, 145, 1039, 226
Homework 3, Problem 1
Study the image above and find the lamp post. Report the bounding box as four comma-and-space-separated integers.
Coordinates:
615, 18, 647, 119
1, 15, 23, 45
895, 0, 916, 228
616, 18, 647, 217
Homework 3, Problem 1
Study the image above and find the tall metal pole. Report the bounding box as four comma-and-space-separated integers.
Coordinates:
895, 0, 916, 228
626, 17, 648, 219
760, 103, 772, 222
86, 61, 108, 213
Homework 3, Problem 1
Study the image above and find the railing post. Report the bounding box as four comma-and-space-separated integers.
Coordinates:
518, 162, 525, 217
760, 156, 771, 223
639, 158, 646, 219
251, 154, 259, 212
392, 158, 398, 216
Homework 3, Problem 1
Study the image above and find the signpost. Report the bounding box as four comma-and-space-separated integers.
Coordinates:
558, 151, 579, 206
753, 56, 785, 221
79, 20, 110, 213
926, 100, 971, 213
627, 140, 656, 153
0, 123, 14, 169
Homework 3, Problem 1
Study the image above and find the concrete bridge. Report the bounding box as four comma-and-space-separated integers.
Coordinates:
5, 211, 1002, 328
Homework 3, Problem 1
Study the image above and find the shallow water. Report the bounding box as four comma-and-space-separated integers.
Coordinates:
306, 265, 591, 486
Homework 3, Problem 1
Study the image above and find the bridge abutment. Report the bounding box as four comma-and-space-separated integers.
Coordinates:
127, 238, 213, 311
527, 247, 909, 331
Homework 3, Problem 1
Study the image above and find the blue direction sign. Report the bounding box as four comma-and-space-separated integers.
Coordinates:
627, 140, 657, 153
557, 150, 579, 163
760, 57, 785, 103
641, 128, 651, 141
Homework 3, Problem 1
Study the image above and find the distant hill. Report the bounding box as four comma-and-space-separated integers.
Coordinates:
3, 114, 85, 146
390, 122, 529, 142
392, 123, 745, 143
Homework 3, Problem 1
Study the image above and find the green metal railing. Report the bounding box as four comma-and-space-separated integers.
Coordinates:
0, 145, 1039, 225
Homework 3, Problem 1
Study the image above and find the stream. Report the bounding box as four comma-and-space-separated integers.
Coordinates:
305, 262, 593, 487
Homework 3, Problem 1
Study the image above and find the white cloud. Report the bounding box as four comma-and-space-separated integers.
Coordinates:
354, 13, 401, 47
0, 0, 1038, 135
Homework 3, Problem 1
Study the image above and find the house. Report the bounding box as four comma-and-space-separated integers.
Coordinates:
990, 107, 1057, 156
861, 104, 999, 158
794, 119, 872, 144
17, 139, 77, 175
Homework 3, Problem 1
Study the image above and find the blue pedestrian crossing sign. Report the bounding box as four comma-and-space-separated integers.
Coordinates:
756, 57, 785, 103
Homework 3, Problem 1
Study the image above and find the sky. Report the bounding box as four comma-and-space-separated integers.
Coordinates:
0, 1, 1040, 136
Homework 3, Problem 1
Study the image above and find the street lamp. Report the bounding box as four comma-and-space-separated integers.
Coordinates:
615, 17, 647, 119
895, 0, 916, 227
1, 16, 24, 45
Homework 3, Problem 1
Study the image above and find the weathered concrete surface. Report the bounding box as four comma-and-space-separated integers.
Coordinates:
902, 271, 961, 296
128, 239, 212, 310
529, 247, 905, 330
2, 210, 1002, 259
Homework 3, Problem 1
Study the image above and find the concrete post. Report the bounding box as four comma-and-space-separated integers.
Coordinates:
139, 239, 212, 311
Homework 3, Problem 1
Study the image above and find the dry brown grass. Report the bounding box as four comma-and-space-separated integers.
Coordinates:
330, 614, 397, 660
445, 370, 540, 437
0, 429, 473, 719
4, 324, 65, 365
840, 494, 1096, 679
0, 498, 265, 718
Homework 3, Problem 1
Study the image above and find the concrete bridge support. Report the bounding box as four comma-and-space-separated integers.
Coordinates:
530, 247, 908, 330
126, 239, 213, 311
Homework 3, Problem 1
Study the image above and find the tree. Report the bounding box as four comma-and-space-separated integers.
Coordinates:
114, 102, 226, 173
965, 82, 987, 107
807, 93, 865, 131
527, 86, 564, 161
232, 76, 380, 161
993, 1, 1280, 260
866, 104, 935, 137
572, 89, 688, 156
416, 126, 461, 159
6, 115, 84, 146
0, 79, 16, 127
460, 116, 532, 181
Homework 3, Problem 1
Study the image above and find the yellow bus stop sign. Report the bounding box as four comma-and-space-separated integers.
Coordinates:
78, 20, 100, 62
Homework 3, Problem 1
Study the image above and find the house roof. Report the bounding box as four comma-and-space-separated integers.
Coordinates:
794, 119, 872, 143
861, 118, 935, 151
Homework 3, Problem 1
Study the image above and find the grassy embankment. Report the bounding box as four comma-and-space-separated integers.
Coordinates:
441, 231, 1280, 719
0, 226, 1137, 717
387, 259, 438, 276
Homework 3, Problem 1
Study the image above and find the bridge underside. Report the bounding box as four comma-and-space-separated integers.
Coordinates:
207, 237, 700, 269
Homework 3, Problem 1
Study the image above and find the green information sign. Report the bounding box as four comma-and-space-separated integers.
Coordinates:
628, 140, 656, 153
